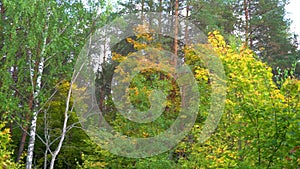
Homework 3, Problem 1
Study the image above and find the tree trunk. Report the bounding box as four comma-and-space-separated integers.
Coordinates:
184, 0, 189, 45
49, 77, 73, 169
26, 6, 49, 167
173, 0, 179, 63
182, 0, 189, 108
248, 0, 253, 48
141, 0, 144, 20
26, 58, 45, 169
243, 0, 249, 46
159, 0, 162, 33
16, 126, 28, 162
17, 93, 33, 162
43, 105, 50, 169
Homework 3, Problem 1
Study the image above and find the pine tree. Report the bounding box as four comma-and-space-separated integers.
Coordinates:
235, 0, 299, 71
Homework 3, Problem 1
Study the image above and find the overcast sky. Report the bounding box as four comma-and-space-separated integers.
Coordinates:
286, 0, 300, 36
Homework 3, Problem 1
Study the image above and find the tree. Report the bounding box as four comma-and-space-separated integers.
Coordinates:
189, 0, 236, 35
235, 0, 299, 72
78, 29, 300, 168
0, 0, 101, 168
1, 0, 299, 168
177, 30, 299, 168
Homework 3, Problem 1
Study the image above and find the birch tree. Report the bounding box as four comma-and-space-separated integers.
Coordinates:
0, 0, 99, 168
48, 80, 74, 169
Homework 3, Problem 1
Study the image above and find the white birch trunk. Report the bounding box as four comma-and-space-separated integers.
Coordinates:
26, 58, 45, 169
43, 108, 50, 169
48, 55, 86, 169
49, 82, 72, 169
26, 7, 50, 169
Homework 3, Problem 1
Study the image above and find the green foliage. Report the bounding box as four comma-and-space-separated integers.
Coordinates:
0, 0, 110, 167
1, 0, 299, 168
176, 31, 300, 168
190, 0, 236, 35
235, 0, 299, 72
280, 78, 300, 167
77, 139, 179, 169
34, 81, 90, 168
78, 27, 300, 168
110, 27, 181, 138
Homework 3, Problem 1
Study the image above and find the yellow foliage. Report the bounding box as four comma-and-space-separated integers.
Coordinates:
0, 123, 22, 169
180, 30, 298, 167
112, 52, 126, 62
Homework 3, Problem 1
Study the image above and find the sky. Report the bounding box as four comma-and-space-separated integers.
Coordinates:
286, 0, 300, 36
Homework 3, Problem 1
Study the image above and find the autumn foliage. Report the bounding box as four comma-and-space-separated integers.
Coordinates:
78, 29, 300, 168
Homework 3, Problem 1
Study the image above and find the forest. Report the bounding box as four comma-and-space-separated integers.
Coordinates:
0, 0, 299, 168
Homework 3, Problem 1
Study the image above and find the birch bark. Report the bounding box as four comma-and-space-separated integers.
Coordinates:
26, 7, 50, 169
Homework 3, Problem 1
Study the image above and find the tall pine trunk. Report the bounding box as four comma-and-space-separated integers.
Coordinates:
243, 0, 250, 46
173, 0, 179, 61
